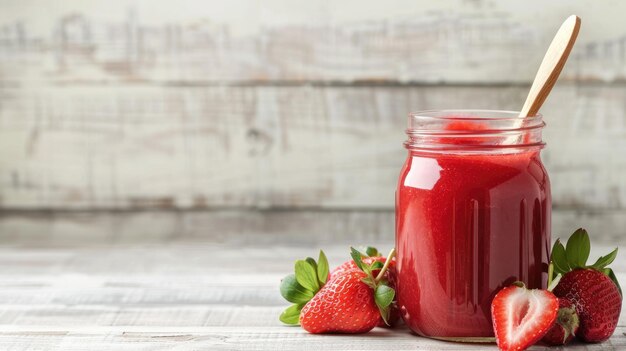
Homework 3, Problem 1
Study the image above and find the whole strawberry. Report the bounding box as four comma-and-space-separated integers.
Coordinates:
553, 269, 621, 342
300, 269, 380, 333
541, 297, 579, 345
330, 247, 399, 328
549, 228, 622, 343
279, 247, 397, 334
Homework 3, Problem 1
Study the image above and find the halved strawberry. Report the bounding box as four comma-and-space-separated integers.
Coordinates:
491, 283, 558, 351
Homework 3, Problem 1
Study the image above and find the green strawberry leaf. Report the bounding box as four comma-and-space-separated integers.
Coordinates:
378, 305, 391, 326
370, 261, 384, 270
374, 284, 395, 309
565, 228, 590, 268
365, 246, 379, 257
603, 268, 623, 297
305, 257, 318, 281
350, 247, 366, 272
591, 247, 618, 270
279, 304, 303, 325
551, 239, 570, 275
317, 250, 329, 285
280, 274, 315, 304
295, 260, 320, 292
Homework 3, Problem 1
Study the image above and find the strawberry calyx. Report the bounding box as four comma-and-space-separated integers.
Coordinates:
279, 250, 330, 325
350, 247, 397, 325
541, 297, 580, 346
555, 301, 580, 344
361, 246, 381, 258
549, 228, 621, 296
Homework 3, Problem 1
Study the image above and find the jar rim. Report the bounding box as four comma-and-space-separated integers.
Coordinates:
407, 109, 545, 135
405, 109, 545, 153
408, 109, 543, 122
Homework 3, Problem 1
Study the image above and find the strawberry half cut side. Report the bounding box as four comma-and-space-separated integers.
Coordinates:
491, 282, 559, 351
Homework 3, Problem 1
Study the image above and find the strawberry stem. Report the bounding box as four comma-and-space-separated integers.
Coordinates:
547, 261, 554, 288
375, 248, 396, 283
547, 274, 562, 292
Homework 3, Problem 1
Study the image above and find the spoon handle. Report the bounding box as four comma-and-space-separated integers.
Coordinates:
519, 15, 581, 117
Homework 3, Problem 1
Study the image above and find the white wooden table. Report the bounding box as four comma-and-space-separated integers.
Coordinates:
0, 242, 624, 350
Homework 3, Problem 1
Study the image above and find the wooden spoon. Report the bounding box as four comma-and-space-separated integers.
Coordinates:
519, 15, 581, 117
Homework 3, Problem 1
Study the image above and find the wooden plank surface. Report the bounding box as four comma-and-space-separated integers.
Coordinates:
2, 84, 626, 211
0, 326, 624, 351
1, 0, 626, 84
0, 242, 623, 350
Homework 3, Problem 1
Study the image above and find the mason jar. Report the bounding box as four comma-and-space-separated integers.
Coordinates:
395, 110, 551, 341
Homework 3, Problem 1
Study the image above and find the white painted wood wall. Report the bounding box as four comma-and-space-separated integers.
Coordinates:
1, 0, 625, 243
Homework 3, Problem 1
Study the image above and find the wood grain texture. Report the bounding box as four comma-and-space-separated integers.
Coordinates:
1, 84, 625, 210
1, 209, 626, 246
0, 327, 624, 351
1, 0, 626, 84
0, 243, 622, 350
2, 0, 626, 215
1, 2, 625, 348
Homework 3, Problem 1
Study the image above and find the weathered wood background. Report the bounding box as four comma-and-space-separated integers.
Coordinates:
1, 0, 626, 244
2, 1, 626, 350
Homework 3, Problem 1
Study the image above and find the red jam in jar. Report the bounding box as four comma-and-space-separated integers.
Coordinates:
395, 110, 551, 341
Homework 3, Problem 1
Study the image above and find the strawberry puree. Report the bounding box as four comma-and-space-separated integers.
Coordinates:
395, 119, 551, 338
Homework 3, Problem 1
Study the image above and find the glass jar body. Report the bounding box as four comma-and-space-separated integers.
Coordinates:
395, 111, 551, 340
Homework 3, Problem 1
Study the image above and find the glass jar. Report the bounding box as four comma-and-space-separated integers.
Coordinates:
395, 110, 551, 341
